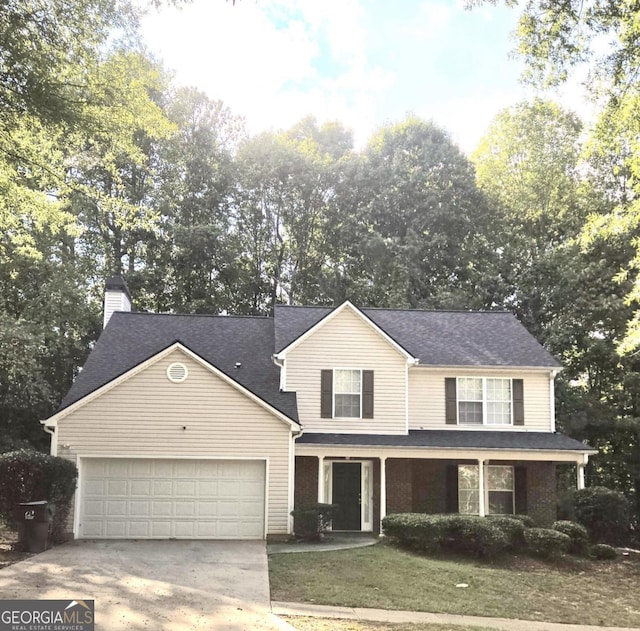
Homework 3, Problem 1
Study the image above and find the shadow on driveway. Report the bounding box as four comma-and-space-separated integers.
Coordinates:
0, 540, 292, 630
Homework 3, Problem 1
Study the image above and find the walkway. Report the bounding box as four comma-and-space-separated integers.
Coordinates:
272, 601, 640, 631
268, 535, 379, 554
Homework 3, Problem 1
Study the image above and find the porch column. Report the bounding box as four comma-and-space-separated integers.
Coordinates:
318, 456, 325, 503
577, 463, 585, 490
380, 456, 387, 530
478, 459, 486, 517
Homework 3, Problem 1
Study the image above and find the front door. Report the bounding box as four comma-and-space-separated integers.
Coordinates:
332, 462, 361, 530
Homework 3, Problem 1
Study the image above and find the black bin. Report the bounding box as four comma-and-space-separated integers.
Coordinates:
14, 500, 54, 553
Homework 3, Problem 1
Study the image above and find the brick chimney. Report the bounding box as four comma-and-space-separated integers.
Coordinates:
104, 276, 132, 328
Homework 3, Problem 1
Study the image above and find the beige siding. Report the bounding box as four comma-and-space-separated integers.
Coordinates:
408, 368, 553, 432
57, 349, 292, 535
285, 307, 407, 433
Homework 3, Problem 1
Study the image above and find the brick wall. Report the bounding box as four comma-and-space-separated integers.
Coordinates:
294, 456, 318, 508
386, 459, 413, 513
525, 461, 557, 526
412, 460, 448, 513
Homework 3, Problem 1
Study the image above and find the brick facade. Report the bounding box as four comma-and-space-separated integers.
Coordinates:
294, 455, 557, 530
294, 456, 318, 509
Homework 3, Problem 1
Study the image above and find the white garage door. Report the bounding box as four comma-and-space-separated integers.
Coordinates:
80, 458, 265, 539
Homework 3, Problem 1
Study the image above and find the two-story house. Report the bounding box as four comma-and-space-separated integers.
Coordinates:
43, 277, 595, 540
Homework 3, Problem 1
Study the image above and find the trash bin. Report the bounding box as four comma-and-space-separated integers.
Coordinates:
14, 500, 54, 553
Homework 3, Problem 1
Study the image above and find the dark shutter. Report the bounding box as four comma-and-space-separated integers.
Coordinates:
362, 370, 374, 418
445, 378, 457, 424
514, 466, 527, 515
513, 379, 524, 425
321, 370, 333, 418
445, 465, 459, 513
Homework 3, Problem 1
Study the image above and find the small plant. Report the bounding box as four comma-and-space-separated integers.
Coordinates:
0, 449, 77, 544
590, 543, 618, 560
290, 503, 336, 541
524, 527, 570, 559
573, 487, 630, 545
553, 520, 589, 555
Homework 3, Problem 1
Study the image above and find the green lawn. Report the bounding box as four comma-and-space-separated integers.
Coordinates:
282, 618, 501, 631
269, 544, 640, 628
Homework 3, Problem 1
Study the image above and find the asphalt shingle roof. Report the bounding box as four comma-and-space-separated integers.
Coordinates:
296, 430, 594, 452
58, 312, 298, 421
274, 305, 560, 367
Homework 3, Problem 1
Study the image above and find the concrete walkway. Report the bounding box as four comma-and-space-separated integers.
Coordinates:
268, 535, 379, 554
272, 601, 640, 631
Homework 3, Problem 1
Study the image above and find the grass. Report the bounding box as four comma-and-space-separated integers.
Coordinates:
282, 618, 501, 631
269, 543, 640, 628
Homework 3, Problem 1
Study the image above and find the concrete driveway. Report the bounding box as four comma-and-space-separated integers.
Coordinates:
0, 540, 293, 631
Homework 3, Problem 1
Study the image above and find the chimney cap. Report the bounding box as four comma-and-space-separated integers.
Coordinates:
105, 276, 132, 302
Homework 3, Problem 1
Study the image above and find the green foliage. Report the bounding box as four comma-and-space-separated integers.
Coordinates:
0, 449, 77, 543
552, 520, 589, 555
590, 543, 618, 560
382, 513, 509, 558
290, 503, 336, 541
486, 515, 527, 549
573, 487, 631, 545
524, 527, 571, 559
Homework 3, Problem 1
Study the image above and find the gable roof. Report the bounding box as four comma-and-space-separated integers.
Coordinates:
57, 312, 298, 422
275, 305, 560, 368
274, 301, 415, 361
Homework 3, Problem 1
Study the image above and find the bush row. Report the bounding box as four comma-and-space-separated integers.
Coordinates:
382, 513, 618, 560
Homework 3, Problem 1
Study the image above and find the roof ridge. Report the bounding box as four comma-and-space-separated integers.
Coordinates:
119, 311, 271, 320
277, 304, 513, 314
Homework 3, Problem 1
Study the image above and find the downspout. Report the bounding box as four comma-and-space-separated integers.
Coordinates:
41, 421, 56, 456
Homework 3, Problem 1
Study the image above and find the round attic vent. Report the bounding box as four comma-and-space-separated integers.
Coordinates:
167, 362, 188, 383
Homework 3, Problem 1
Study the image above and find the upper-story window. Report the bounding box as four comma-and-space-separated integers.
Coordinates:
458, 377, 511, 425
321, 369, 374, 419
445, 377, 524, 426
334, 369, 361, 418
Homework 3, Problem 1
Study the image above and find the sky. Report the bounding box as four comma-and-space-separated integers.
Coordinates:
140, 0, 590, 154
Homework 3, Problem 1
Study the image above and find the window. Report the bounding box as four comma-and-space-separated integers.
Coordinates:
458, 465, 514, 515
458, 377, 512, 425
334, 369, 361, 418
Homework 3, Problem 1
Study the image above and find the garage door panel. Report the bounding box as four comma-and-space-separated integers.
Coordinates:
80, 459, 265, 539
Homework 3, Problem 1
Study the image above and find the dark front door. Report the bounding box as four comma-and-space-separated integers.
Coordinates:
332, 462, 361, 530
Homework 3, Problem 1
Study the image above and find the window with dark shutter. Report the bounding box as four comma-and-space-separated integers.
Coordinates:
445, 378, 457, 424
320, 369, 333, 418
513, 379, 525, 426
362, 370, 374, 418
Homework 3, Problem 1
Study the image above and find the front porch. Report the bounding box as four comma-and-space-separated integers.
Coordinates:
294, 436, 593, 534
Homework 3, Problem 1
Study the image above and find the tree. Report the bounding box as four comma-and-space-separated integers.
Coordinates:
325, 116, 495, 309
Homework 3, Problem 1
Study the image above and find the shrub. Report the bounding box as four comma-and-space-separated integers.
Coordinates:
486, 515, 527, 549
383, 513, 508, 558
524, 527, 570, 559
572, 487, 630, 545
290, 503, 336, 541
552, 520, 589, 555
590, 543, 618, 560
0, 449, 77, 544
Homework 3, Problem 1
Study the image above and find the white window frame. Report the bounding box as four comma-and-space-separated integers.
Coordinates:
458, 464, 515, 515
333, 368, 362, 419
457, 377, 513, 426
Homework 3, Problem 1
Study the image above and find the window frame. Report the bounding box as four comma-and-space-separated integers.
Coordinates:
457, 464, 515, 515
332, 368, 363, 419
456, 377, 513, 426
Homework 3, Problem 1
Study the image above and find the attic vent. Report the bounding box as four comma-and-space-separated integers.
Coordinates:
167, 362, 188, 383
